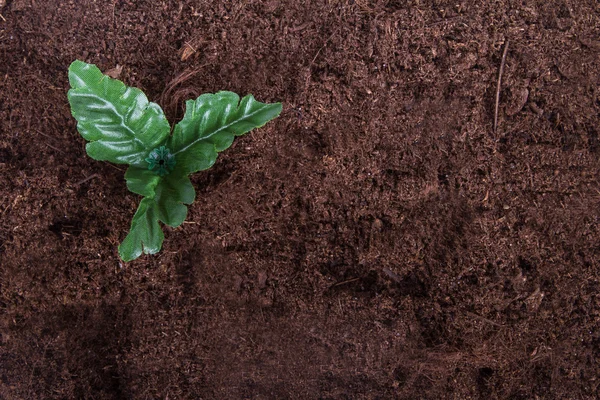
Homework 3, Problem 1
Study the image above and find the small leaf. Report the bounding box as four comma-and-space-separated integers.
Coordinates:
104, 64, 123, 79
180, 42, 197, 61
154, 174, 196, 227
68, 60, 170, 167
118, 198, 164, 262
124, 166, 161, 197
168, 92, 282, 175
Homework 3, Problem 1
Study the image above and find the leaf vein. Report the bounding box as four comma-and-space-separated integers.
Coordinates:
173, 104, 269, 156
73, 93, 146, 149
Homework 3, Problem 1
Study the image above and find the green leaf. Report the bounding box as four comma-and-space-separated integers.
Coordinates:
67, 60, 170, 167
125, 166, 161, 197
154, 174, 196, 227
118, 198, 164, 262
168, 92, 282, 175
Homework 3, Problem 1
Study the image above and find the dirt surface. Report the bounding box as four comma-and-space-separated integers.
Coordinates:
1, 0, 600, 398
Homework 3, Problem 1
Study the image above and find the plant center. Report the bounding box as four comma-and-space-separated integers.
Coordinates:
145, 146, 175, 176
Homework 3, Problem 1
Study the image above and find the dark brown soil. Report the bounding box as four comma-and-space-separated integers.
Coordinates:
1, 1, 600, 398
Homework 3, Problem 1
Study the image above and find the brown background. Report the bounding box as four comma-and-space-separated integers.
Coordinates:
1, 0, 599, 398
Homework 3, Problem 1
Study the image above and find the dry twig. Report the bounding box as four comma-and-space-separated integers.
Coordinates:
465, 311, 503, 327
305, 28, 339, 90
494, 39, 510, 134
74, 173, 99, 186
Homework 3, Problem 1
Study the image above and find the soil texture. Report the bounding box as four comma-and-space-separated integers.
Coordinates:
1, 0, 600, 399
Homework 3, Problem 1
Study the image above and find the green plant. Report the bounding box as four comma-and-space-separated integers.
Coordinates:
67, 60, 282, 262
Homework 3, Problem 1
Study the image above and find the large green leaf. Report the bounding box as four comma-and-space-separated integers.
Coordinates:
67, 60, 170, 167
154, 174, 196, 227
124, 166, 161, 198
167, 92, 282, 175
118, 198, 164, 262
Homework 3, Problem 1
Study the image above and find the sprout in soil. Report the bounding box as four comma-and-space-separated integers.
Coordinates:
67, 60, 282, 261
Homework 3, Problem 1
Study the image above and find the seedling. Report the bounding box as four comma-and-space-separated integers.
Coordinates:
67, 60, 282, 261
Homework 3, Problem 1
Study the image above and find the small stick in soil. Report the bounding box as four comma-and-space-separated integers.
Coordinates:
465, 311, 503, 327
44, 142, 65, 154
494, 39, 510, 134
35, 129, 65, 153
305, 28, 339, 89
75, 173, 99, 186
329, 277, 360, 289
105, 163, 124, 172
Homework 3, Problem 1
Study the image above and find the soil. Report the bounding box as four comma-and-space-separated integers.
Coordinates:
1, 0, 599, 399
